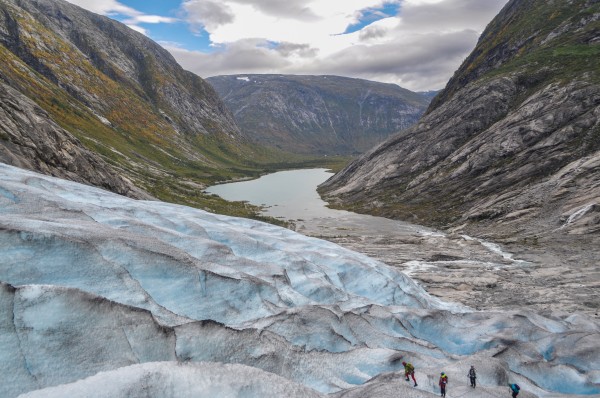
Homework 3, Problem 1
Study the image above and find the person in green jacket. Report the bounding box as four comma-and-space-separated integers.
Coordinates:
439, 372, 448, 397
402, 361, 417, 387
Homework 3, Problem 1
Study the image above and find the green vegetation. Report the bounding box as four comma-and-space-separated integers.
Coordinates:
484, 0, 598, 80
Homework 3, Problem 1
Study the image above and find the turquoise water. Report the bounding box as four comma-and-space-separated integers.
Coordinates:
205, 169, 351, 220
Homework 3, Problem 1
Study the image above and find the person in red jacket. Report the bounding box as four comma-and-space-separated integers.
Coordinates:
402, 361, 417, 387
439, 372, 448, 397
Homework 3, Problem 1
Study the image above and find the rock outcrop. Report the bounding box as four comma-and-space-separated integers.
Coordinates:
207, 74, 430, 155
321, 0, 600, 241
0, 0, 250, 202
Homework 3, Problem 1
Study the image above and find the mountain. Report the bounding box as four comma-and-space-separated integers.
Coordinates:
2, 163, 599, 397
0, 0, 281, 209
321, 0, 600, 242
206, 74, 430, 155
0, 80, 147, 198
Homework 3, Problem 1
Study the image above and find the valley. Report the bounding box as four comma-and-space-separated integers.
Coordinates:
0, 0, 598, 396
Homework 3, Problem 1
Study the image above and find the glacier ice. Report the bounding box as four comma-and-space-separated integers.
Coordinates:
18, 362, 324, 398
0, 163, 598, 398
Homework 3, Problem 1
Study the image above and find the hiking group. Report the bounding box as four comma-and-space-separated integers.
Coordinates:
401, 361, 520, 397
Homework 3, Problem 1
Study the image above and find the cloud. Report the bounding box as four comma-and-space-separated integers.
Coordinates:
126, 25, 148, 35
166, 39, 291, 77
64, 0, 178, 38
66, 0, 509, 91
126, 15, 178, 24
182, 1, 235, 31
171, 0, 508, 90
275, 42, 319, 58
312, 30, 482, 89
359, 25, 389, 41
63, 0, 140, 17
398, 0, 506, 32
227, 0, 319, 21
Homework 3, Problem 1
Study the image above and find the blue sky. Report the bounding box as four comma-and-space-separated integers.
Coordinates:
342, 3, 402, 35
64, 0, 509, 91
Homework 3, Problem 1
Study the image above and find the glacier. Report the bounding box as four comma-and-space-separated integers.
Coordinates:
0, 163, 598, 398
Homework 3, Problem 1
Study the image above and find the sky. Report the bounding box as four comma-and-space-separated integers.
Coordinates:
63, 0, 509, 91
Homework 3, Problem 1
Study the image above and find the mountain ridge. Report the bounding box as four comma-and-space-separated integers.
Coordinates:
207, 74, 430, 155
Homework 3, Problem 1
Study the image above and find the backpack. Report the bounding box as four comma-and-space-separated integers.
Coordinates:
515, 384, 520, 390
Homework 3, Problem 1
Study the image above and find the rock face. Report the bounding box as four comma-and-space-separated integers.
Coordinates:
207, 75, 430, 155
0, 81, 147, 198
0, 0, 246, 200
321, 0, 600, 241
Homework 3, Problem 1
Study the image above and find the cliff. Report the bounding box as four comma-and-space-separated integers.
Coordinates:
321, 0, 600, 241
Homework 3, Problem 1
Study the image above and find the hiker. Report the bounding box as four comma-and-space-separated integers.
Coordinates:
509, 383, 520, 397
468, 365, 476, 387
402, 361, 417, 387
439, 372, 448, 397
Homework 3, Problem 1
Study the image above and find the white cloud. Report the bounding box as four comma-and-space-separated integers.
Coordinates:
65, 0, 509, 91
126, 24, 148, 35
174, 0, 508, 90
167, 39, 291, 77
126, 15, 178, 24
182, 0, 236, 32
63, 0, 141, 17
64, 0, 177, 37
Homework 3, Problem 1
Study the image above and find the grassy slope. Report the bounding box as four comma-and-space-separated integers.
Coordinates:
433, 0, 599, 110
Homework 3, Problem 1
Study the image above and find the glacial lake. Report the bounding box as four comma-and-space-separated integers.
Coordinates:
205, 168, 351, 220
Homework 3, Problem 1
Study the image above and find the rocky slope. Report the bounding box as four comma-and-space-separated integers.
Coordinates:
207, 74, 430, 155
0, 81, 147, 198
321, 0, 600, 243
0, 0, 268, 205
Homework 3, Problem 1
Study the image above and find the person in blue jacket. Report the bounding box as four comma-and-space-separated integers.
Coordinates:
509, 383, 520, 397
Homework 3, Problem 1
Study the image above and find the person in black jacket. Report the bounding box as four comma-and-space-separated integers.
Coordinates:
468, 365, 476, 387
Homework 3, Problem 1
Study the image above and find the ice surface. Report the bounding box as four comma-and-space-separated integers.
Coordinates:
18, 362, 324, 398
0, 163, 598, 397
